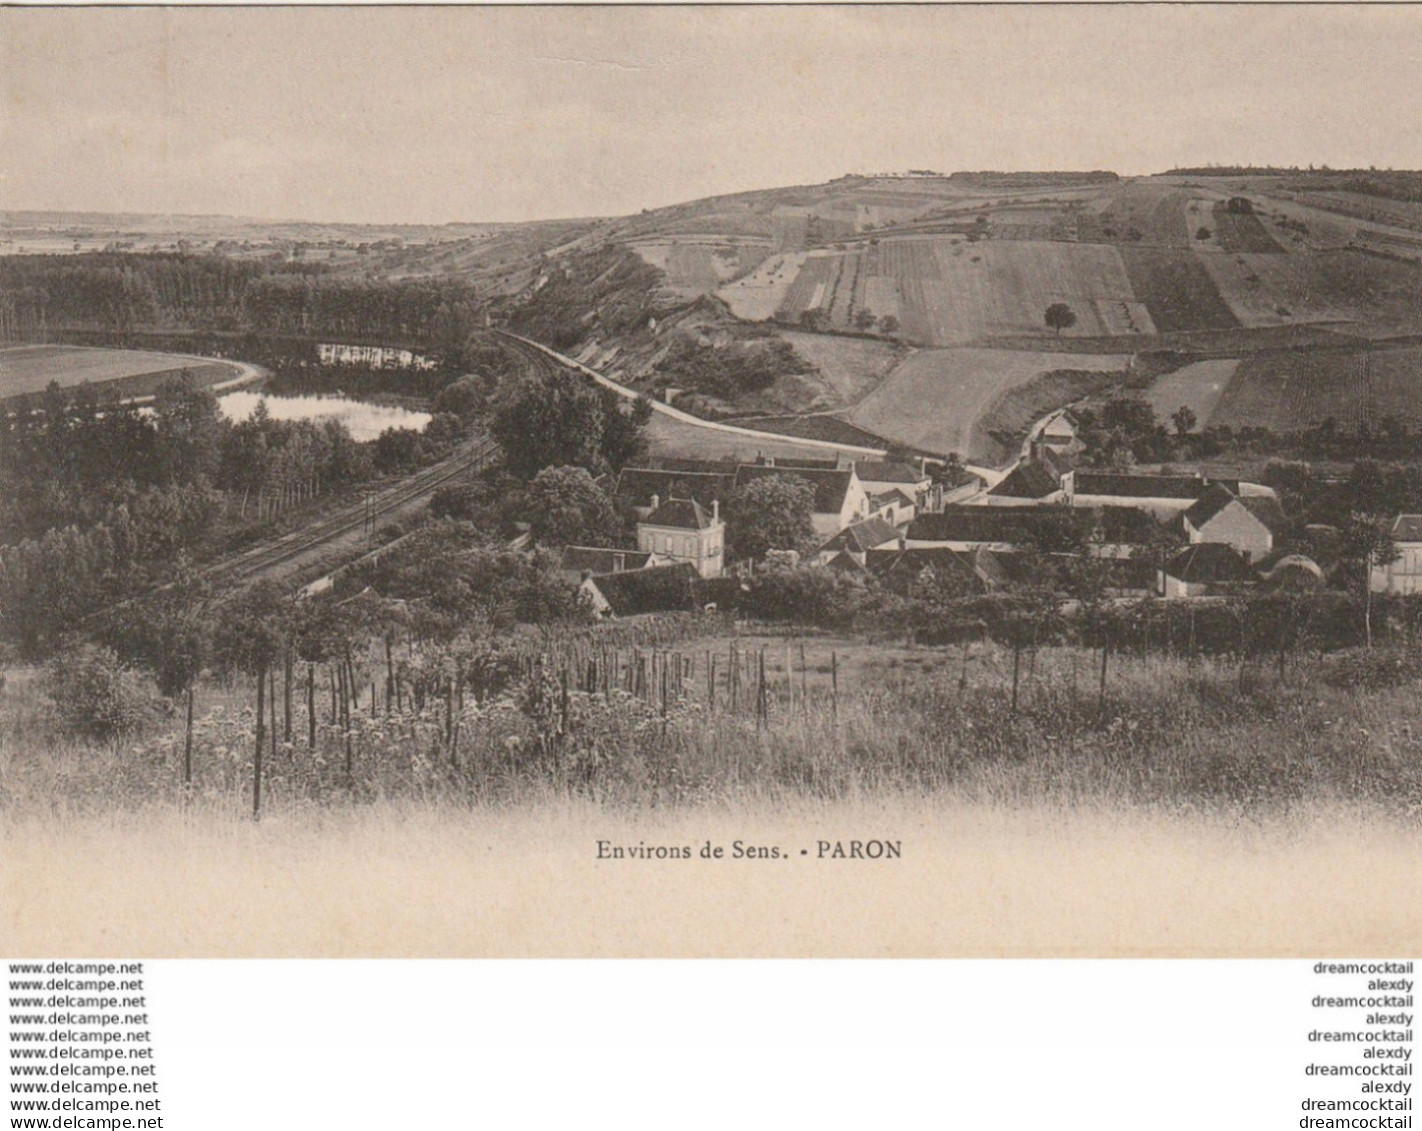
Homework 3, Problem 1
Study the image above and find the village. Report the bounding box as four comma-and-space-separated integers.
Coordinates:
554, 402, 1422, 620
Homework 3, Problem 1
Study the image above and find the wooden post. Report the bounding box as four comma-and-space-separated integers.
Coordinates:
831, 651, 839, 724
253, 663, 266, 821
183, 684, 194, 787
307, 662, 317, 750
1011, 641, 1021, 715
269, 667, 278, 757
283, 651, 293, 744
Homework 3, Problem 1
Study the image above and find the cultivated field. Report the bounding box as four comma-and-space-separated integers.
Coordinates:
1117, 247, 1240, 333
0, 344, 239, 400
1208, 345, 1422, 433
716, 251, 811, 320
1143, 358, 1242, 426
846, 346, 1129, 461
776, 238, 1154, 345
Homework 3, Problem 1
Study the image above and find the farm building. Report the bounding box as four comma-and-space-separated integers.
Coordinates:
636, 497, 725, 579
732, 464, 870, 539
1158, 543, 1257, 599
869, 488, 917, 527
1064, 470, 1214, 519
987, 461, 1063, 505
1182, 485, 1286, 563
904, 505, 1090, 551
852, 459, 932, 504
559, 545, 658, 582
812, 516, 902, 566
866, 547, 991, 596
1370, 515, 1422, 595
580, 562, 702, 618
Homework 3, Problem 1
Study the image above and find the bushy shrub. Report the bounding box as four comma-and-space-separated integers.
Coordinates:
1317, 647, 1422, 691
43, 644, 154, 740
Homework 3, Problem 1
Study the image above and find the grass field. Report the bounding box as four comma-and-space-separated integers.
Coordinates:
846, 346, 1129, 461
646, 411, 881, 462
0, 344, 239, 400
772, 330, 905, 408
1144, 358, 1242, 425
1208, 345, 1422, 433
6, 636, 1422, 957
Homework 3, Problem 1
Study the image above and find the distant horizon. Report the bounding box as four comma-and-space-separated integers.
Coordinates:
5, 6, 1421, 226
5, 164, 1418, 233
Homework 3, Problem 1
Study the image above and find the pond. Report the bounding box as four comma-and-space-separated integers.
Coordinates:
218, 391, 431, 442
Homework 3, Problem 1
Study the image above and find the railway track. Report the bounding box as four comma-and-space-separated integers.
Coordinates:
208, 433, 498, 584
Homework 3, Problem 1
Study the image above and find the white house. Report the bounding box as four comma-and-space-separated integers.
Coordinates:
636, 497, 725, 579
1182, 485, 1284, 563
1371, 515, 1422, 594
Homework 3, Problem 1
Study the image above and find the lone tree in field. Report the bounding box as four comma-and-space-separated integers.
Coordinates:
1044, 302, 1077, 336
1340, 513, 1400, 648
726, 476, 817, 563
1172, 405, 1198, 437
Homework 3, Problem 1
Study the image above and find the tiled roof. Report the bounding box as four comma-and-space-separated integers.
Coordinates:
733, 465, 855, 514
1394, 515, 1422, 542
585, 563, 700, 617
616, 468, 734, 510
1239, 494, 1287, 534
1073, 472, 1207, 500
561, 546, 652, 575
865, 548, 988, 594
817, 517, 900, 555
1183, 484, 1239, 528
989, 462, 1060, 500
1097, 505, 1167, 544
854, 460, 926, 485
906, 506, 1085, 545
871, 488, 915, 509
1162, 543, 1256, 584
643, 497, 715, 530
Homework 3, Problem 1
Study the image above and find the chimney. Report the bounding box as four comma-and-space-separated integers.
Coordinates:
712, 499, 720, 523
614, 552, 626, 573
650, 493, 660, 512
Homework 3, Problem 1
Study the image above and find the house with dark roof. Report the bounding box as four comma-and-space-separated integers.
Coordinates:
579, 562, 702, 618
1064, 470, 1211, 518
559, 545, 658, 582
1158, 543, 1257, 599
616, 468, 735, 516
637, 497, 725, 578
1371, 514, 1422, 595
812, 516, 901, 566
987, 461, 1062, 505
732, 464, 870, 538
868, 487, 917, 527
1182, 485, 1285, 563
905, 505, 1092, 551
866, 547, 990, 596
853, 459, 932, 503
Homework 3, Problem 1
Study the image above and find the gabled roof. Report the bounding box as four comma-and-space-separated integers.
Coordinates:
584, 562, 700, 617
733, 465, 856, 514
817, 516, 900, 555
823, 550, 867, 573
906, 506, 1083, 545
1238, 494, 1287, 534
854, 460, 927, 485
1162, 542, 1256, 584
1073, 471, 1207, 500
643, 497, 715, 530
648, 456, 739, 474
989, 462, 1060, 500
871, 487, 915, 509
561, 546, 653, 575
1393, 515, 1422, 542
1182, 484, 1240, 529
865, 547, 988, 594
616, 467, 734, 510
767, 456, 843, 471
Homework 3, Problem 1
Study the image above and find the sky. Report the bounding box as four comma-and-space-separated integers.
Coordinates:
3, 5, 1422, 225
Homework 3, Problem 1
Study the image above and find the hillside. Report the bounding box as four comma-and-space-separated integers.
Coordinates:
10, 168, 1422, 456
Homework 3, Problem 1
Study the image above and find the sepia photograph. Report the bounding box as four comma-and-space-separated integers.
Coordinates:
2, 3, 1420, 958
